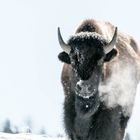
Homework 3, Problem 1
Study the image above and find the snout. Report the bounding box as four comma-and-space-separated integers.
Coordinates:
75, 80, 97, 99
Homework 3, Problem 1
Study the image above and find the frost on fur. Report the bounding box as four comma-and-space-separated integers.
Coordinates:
99, 62, 137, 117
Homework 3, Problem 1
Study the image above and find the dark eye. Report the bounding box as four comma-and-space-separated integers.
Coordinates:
95, 48, 104, 60
71, 53, 76, 60
95, 52, 103, 61
71, 52, 80, 62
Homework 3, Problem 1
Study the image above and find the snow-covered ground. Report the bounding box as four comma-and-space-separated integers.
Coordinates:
0, 132, 130, 140
0, 133, 66, 140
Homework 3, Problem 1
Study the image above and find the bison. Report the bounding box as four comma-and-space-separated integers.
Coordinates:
57, 19, 140, 140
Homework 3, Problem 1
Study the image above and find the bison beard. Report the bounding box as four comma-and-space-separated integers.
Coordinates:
63, 76, 127, 140
64, 96, 125, 140
58, 19, 140, 140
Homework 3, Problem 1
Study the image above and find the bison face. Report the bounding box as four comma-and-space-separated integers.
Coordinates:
69, 39, 105, 80
68, 36, 108, 100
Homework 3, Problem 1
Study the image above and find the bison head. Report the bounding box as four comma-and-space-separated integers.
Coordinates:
58, 27, 118, 79
58, 27, 118, 101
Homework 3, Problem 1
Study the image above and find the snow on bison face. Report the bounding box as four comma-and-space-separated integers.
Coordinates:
58, 28, 118, 98
58, 27, 117, 80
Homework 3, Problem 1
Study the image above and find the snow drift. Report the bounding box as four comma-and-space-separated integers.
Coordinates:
0, 133, 65, 140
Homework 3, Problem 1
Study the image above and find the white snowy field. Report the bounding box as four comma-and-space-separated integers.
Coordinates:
0, 133, 66, 140
0, 132, 130, 140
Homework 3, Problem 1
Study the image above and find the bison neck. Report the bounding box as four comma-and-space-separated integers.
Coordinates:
64, 93, 125, 140
74, 105, 122, 140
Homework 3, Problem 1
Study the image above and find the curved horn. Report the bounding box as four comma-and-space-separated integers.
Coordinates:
104, 27, 118, 54
58, 27, 71, 54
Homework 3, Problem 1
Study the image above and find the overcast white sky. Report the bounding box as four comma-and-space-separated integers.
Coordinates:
0, 0, 140, 139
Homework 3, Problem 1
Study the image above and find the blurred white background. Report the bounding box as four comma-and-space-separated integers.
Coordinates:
0, 0, 139, 139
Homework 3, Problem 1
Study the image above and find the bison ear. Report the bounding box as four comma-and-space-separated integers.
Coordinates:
104, 48, 118, 62
58, 52, 71, 64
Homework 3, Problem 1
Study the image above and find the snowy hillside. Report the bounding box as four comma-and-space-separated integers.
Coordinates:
0, 133, 66, 140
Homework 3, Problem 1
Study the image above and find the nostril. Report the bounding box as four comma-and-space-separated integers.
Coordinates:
76, 84, 82, 91
88, 86, 92, 91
